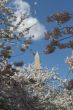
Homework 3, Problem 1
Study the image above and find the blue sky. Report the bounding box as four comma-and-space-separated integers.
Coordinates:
9, 0, 73, 79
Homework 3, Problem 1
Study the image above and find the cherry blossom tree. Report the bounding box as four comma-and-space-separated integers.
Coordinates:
45, 12, 73, 54
0, 1, 73, 110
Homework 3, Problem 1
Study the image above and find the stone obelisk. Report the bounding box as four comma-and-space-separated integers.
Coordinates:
34, 52, 41, 71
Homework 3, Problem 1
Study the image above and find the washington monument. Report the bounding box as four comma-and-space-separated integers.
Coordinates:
34, 52, 41, 71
